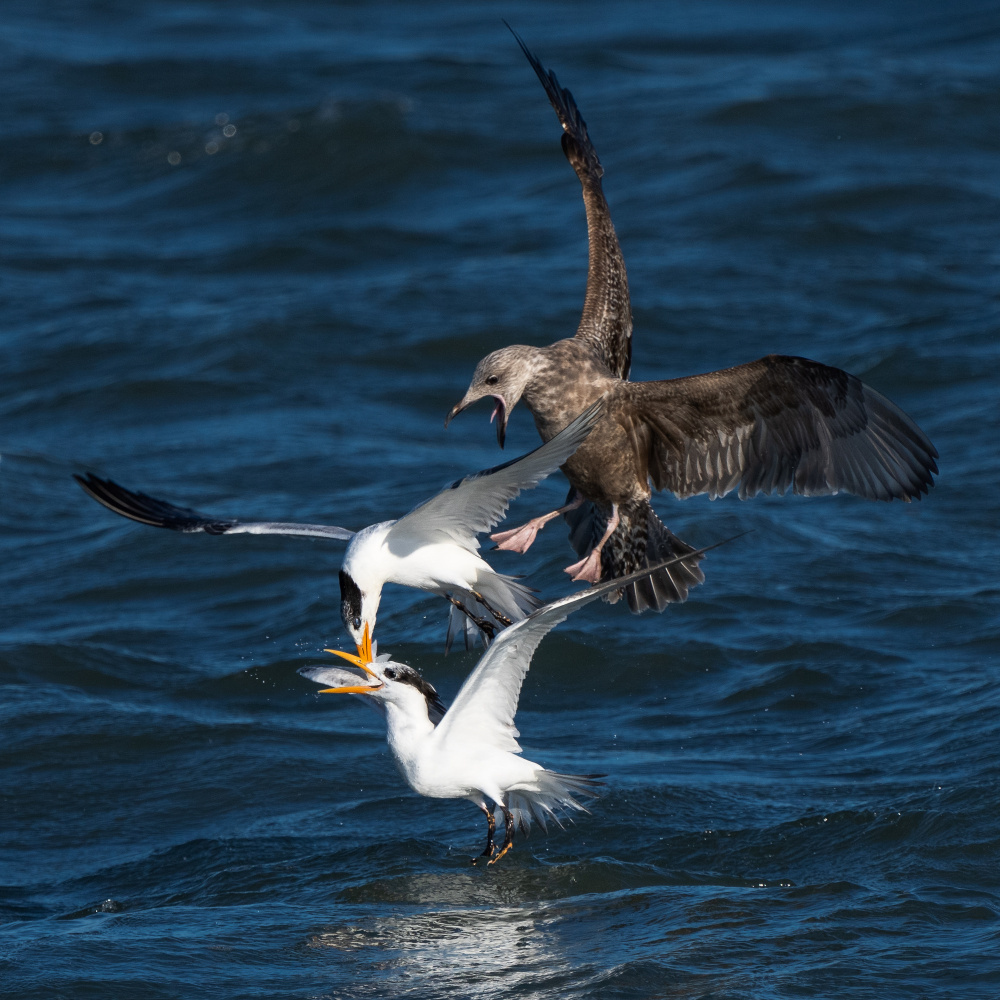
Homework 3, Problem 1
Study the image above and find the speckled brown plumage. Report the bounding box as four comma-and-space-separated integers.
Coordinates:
513, 29, 632, 381
447, 36, 938, 611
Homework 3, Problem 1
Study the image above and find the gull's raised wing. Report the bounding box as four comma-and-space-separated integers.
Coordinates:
614, 355, 938, 503
389, 397, 603, 552
512, 28, 633, 380
432, 540, 732, 756
75, 473, 354, 540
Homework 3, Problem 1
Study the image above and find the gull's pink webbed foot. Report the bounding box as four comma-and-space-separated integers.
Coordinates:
564, 549, 604, 584
563, 503, 619, 585
490, 517, 547, 553
490, 494, 584, 554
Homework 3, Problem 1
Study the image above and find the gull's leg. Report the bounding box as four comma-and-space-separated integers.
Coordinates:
490, 494, 585, 554
488, 805, 516, 865
469, 590, 513, 629
445, 595, 496, 643
564, 504, 620, 584
472, 804, 496, 863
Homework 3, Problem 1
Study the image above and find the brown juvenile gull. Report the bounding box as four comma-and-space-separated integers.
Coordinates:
446, 31, 938, 613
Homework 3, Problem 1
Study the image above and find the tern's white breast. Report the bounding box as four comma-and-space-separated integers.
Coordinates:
385, 540, 486, 592
344, 523, 487, 595
394, 732, 543, 803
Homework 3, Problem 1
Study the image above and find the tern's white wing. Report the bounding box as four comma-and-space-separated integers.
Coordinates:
75, 473, 354, 540
389, 397, 603, 552
432, 545, 722, 755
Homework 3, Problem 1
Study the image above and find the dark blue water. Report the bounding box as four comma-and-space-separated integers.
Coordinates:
2, 2, 999, 996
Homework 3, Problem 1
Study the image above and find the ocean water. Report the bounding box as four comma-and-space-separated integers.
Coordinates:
2, 2, 999, 997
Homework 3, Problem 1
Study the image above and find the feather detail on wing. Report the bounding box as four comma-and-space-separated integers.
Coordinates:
391, 397, 603, 550
613, 355, 938, 502
431, 541, 729, 756
75, 473, 355, 540
509, 27, 633, 380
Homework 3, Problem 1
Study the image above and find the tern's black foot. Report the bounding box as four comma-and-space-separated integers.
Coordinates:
472, 804, 496, 864
487, 805, 515, 866
481, 808, 497, 857
446, 595, 497, 642
488, 841, 513, 865
470, 590, 513, 628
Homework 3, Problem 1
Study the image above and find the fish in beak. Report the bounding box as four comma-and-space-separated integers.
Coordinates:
445, 393, 508, 449
319, 623, 382, 694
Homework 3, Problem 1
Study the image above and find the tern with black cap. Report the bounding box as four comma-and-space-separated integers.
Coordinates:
301, 540, 734, 864
76, 398, 604, 657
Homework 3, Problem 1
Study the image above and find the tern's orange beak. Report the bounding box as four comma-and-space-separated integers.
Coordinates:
318, 623, 381, 694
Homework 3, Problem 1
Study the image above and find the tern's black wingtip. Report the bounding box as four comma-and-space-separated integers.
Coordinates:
74, 471, 110, 499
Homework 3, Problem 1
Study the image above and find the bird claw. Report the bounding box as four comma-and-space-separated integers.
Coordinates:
446, 596, 497, 641
487, 842, 513, 865
565, 550, 603, 584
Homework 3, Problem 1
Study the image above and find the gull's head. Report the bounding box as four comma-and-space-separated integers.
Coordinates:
300, 649, 447, 723
445, 346, 539, 449
339, 568, 380, 661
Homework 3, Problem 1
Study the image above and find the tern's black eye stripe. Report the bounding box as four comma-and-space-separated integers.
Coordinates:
391, 665, 447, 718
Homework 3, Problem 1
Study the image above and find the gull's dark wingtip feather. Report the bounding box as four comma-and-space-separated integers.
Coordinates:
505, 23, 600, 179
503, 21, 532, 64
74, 472, 236, 534
507, 25, 554, 98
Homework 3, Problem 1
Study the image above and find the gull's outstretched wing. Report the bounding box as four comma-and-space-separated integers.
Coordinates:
432, 539, 734, 754
75, 473, 355, 540
389, 397, 603, 551
511, 27, 633, 380
615, 355, 938, 502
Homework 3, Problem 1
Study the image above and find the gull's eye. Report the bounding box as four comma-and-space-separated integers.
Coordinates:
352, 617, 362, 630
384, 667, 396, 680
486, 374, 500, 386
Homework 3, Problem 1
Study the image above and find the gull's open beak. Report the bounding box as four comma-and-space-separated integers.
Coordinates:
491, 395, 508, 449
319, 623, 381, 694
445, 392, 508, 449
445, 394, 471, 428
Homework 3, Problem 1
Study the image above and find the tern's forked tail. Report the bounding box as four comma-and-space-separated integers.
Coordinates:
506, 770, 603, 836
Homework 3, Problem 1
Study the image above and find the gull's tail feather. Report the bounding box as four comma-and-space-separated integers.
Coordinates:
564, 494, 705, 612
619, 503, 706, 613
506, 770, 603, 836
